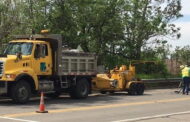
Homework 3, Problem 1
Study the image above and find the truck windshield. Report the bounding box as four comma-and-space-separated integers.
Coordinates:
4, 42, 33, 55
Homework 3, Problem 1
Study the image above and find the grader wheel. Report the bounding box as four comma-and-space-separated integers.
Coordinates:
128, 83, 145, 95
136, 83, 145, 95
128, 83, 136, 95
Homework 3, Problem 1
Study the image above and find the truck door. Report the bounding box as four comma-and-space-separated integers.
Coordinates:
33, 43, 52, 75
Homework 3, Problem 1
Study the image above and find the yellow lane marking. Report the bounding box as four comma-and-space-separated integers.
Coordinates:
2, 97, 190, 118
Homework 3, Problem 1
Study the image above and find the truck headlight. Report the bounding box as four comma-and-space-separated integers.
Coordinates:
5, 74, 16, 79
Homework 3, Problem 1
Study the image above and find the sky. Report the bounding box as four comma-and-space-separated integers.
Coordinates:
168, 0, 190, 49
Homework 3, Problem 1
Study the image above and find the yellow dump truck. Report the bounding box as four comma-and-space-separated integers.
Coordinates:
92, 65, 144, 95
0, 33, 97, 103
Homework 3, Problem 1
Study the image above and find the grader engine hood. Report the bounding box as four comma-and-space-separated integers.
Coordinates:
92, 74, 118, 89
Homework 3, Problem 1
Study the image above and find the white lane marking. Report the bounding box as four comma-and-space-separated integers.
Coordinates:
112, 111, 190, 122
0, 116, 38, 122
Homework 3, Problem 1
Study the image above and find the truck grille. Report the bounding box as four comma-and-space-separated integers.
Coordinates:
0, 61, 4, 76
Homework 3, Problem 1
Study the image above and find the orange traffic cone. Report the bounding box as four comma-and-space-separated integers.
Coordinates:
36, 92, 48, 113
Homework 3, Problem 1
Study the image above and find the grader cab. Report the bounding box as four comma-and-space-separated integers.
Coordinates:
92, 65, 144, 95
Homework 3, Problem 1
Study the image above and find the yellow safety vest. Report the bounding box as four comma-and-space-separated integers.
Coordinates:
182, 67, 190, 77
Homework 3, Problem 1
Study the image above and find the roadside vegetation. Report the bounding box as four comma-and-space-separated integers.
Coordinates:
0, 0, 186, 78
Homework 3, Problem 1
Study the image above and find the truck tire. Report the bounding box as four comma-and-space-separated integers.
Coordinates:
136, 83, 145, 95
69, 78, 89, 99
10, 80, 31, 103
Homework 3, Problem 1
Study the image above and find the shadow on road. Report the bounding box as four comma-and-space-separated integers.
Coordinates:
0, 92, 151, 110
109, 92, 152, 96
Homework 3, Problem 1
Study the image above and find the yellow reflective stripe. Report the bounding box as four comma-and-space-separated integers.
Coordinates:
182, 67, 190, 77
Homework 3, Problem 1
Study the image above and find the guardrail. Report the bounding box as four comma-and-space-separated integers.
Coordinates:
142, 78, 181, 89
142, 78, 181, 83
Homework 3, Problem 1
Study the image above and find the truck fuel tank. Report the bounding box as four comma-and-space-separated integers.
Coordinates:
39, 80, 54, 92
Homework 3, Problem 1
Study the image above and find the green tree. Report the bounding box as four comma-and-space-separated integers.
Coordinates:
121, 0, 182, 60
50, 0, 124, 65
0, 0, 20, 39
0, 0, 182, 69
171, 46, 190, 64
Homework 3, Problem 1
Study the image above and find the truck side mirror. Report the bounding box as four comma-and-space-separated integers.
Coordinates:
15, 52, 22, 62
17, 52, 22, 60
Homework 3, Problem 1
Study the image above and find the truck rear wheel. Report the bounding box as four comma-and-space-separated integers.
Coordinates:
10, 80, 31, 103
69, 78, 89, 99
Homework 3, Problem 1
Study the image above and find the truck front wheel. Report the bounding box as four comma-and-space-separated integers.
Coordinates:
10, 80, 31, 103
69, 79, 89, 99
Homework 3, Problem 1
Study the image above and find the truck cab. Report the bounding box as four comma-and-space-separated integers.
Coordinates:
0, 38, 53, 102
2, 40, 52, 76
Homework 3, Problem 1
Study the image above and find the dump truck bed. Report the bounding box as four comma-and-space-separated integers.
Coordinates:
61, 51, 97, 76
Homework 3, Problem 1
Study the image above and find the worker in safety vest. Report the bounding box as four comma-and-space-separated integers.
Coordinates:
182, 64, 190, 95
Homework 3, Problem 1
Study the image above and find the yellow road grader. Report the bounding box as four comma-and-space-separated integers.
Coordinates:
92, 65, 145, 95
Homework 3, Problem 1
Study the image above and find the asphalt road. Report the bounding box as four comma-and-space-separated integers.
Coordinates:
0, 89, 190, 122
